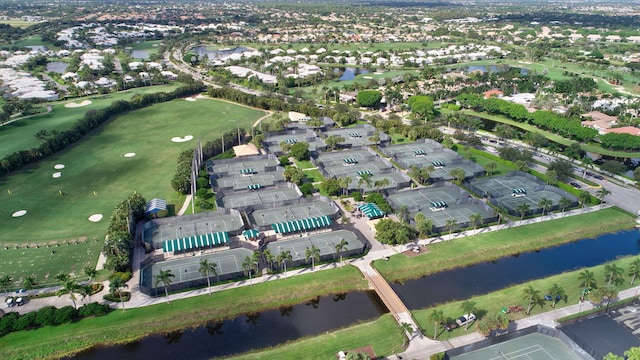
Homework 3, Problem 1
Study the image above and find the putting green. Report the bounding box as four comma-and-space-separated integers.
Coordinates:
0, 97, 266, 282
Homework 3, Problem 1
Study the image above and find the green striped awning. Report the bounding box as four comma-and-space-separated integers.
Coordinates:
413, 149, 426, 155
240, 168, 254, 174
358, 203, 385, 219
356, 170, 371, 176
243, 229, 260, 239
247, 184, 262, 190
270, 215, 332, 234
162, 232, 228, 253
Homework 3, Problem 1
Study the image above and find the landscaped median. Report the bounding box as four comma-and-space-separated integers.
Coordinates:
373, 207, 636, 282
0, 267, 370, 360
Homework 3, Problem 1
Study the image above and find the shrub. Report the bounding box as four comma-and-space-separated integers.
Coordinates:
0, 312, 19, 335
103, 291, 131, 302
36, 306, 57, 326
78, 302, 111, 317
196, 177, 210, 190
352, 191, 363, 202
299, 182, 314, 196
54, 306, 77, 325
12, 312, 37, 331
109, 271, 132, 283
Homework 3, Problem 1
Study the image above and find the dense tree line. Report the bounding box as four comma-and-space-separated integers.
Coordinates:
456, 94, 599, 143
0, 84, 205, 177
599, 132, 640, 151
102, 192, 146, 273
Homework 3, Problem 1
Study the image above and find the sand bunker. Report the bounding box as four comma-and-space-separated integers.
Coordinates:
123, 152, 136, 158
88, 214, 103, 222
12, 210, 27, 217
52, 172, 62, 178
64, 100, 92, 108
171, 135, 194, 143
54, 164, 65, 170
185, 97, 196, 102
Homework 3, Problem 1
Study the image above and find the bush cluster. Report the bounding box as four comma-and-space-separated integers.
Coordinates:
0, 302, 111, 336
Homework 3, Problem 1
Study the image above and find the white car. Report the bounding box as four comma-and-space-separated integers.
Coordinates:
456, 313, 476, 327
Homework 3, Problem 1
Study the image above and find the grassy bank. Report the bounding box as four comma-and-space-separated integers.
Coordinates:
0, 266, 368, 360
374, 207, 636, 282
412, 254, 640, 340
233, 314, 404, 360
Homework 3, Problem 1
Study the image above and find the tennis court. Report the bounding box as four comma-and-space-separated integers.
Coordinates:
219, 187, 300, 209
144, 213, 243, 245
141, 247, 254, 289
451, 333, 581, 360
213, 171, 285, 191
208, 158, 279, 175
430, 162, 485, 181
380, 140, 444, 159
250, 201, 336, 226
316, 148, 376, 167
323, 161, 388, 179
266, 229, 363, 264
322, 127, 374, 147
389, 187, 461, 211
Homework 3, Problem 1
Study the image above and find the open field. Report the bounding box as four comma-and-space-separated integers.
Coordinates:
130, 40, 163, 52
0, 84, 185, 158
0, 266, 370, 360
0, 19, 40, 29
2, 35, 54, 49
373, 207, 636, 282
0, 97, 265, 282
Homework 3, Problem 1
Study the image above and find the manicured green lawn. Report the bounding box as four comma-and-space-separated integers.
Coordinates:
0, 19, 39, 29
0, 84, 184, 158
0, 97, 265, 283
303, 169, 325, 183
0, 266, 369, 360
465, 147, 515, 177
235, 314, 404, 360
462, 110, 640, 158
412, 254, 640, 340
373, 207, 636, 282
293, 159, 315, 169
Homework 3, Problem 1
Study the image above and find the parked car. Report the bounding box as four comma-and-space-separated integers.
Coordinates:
570, 182, 581, 188
15, 297, 24, 306
594, 174, 604, 180
443, 322, 458, 332
456, 313, 476, 327
5, 297, 14, 307
585, 171, 593, 176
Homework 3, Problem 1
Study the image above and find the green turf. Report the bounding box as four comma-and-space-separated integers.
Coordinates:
0, 19, 38, 29
129, 40, 163, 58
0, 84, 184, 158
302, 169, 325, 183
0, 97, 266, 282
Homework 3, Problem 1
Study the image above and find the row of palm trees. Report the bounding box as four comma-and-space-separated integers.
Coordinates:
152, 240, 352, 303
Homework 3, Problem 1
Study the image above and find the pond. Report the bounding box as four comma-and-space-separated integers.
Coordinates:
391, 229, 640, 310
46, 61, 68, 74
191, 46, 253, 59
71, 291, 387, 359
334, 67, 370, 81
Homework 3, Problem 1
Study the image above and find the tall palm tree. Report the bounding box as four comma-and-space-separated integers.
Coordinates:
468, 213, 482, 236
428, 309, 444, 339
305, 245, 321, 272
357, 173, 373, 192
522, 285, 541, 315
460, 300, 476, 329
109, 276, 128, 312
577, 269, 597, 289
628, 258, 640, 285
56, 278, 81, 310
84, 267, 98, 283
335, 239, 348, 264
547, 283, 565, 308
516, 203, 530, 221
277, 250, 293, 278
0, 274, 12, 295
242, 255, 258, 286
155, 269, 175, 304
538, 198, 553, 220
199, 258, 218, 295
396, 205, 410, 224
373, 178, 390, 193
446, 218, 458, 238
604, 263, 624, 286
263, 249, 276, 271
400, 322, 413, 347
596, 188, 611, 204
578, 190, 591, 208
559, 197, 572, 212
22, 274, 36, 290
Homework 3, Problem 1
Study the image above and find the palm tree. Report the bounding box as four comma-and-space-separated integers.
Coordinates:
54, 272, 70, 283
56, 279, 81, 310
522, 285, 541, 315
547, 283, 565, 308
263, 249, 276, 271
446, 218, 458, 238
155, 269, 175, 304
109, 276, 128, 312
629, 258, 640, 285
242, 255, 258, 286
460, 300, 476, 329
596, 188, 611, 204
400, 322, 413, 346
22, 274, 36, 290
0, 274, 12, 295
559, 197, 572, 212
199, 258, 218, 295
358, 173, 373, 192
483, 161, 497, 176
578, 269, 597, 289
516, 203, 530, 221
578, 190, 591, 208
396, 205, 410, 224
538, 198, 553, 220
428, 310, 444, 339
278, 250, 293, 278
84, 267, 98, 283
581, 157, 595, 178
468, 213, 482, 236
604, 263, 624, 286
305, 245, 321, 272
335, 239, 349, 264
